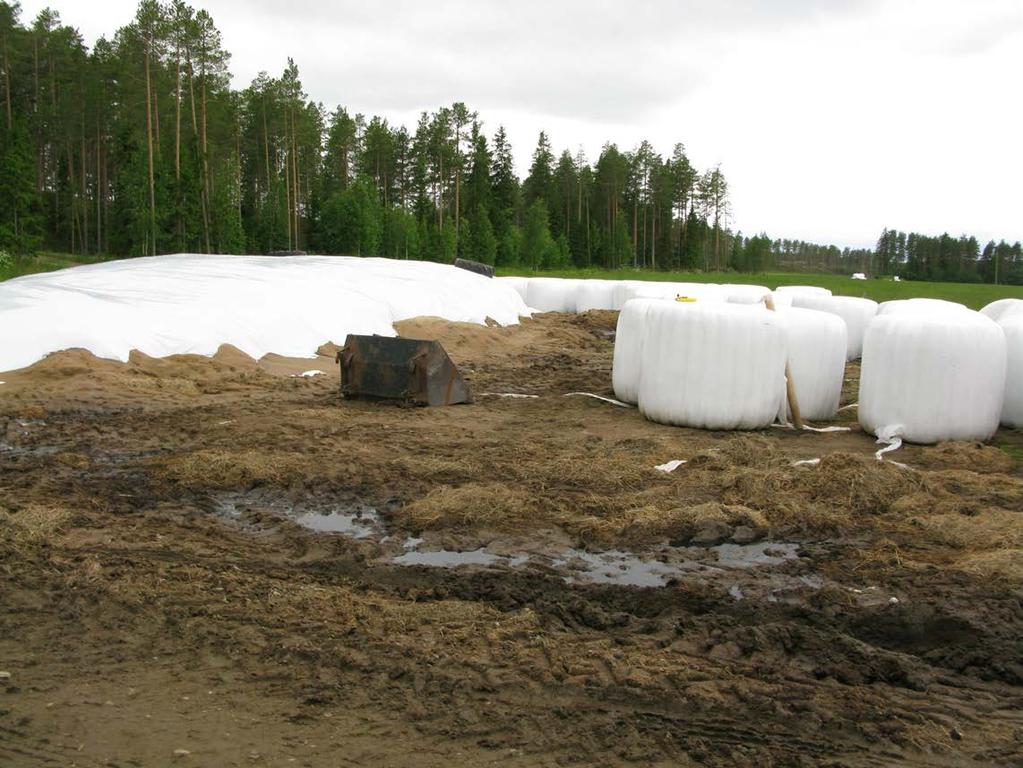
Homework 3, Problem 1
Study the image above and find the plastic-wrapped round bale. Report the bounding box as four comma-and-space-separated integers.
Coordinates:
1000, 314, 1023, 428
775, 285, 832, 297
610, 280, 649, 310
790, 294, 878, 360
783, 307, 847, 420
877, 298, 970, 316
721, 284, 771, 304
526, 277, 578, 312
575, 279, 616, 311
495, 276, 529, 301
624, 281, 724, 304
859, 312, 1006, 444
637, 302, 788, 430
769, 291, 794, 309
667, 282, 725, 302
611, 299, 658, 404
981, 298, 1023, 323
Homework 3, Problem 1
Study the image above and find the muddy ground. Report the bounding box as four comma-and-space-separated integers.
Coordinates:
1, 310, 1022, 767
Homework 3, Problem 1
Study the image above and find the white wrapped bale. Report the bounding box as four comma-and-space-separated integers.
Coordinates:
859, 312, 1006, 444
783, 308, 847, 420
575, 279, 616, 311
877, 298, 970, 316
721, 284, 772, 304
667, 282, 725, 303
1000, 314, 1023, 428
496, 276, 529, 301
526, 277, 578, 312
775, 285, 832, 297
981, 298, 1023, 323
611, 281, 647, 310
637, 302, 788, 430
611, 299, 659, 404
769, 291, 794, 310
623, 281, 723, 304
791, 294, 878, 360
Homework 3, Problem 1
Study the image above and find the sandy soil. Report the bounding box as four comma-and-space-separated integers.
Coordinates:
1, 310, 1022, 767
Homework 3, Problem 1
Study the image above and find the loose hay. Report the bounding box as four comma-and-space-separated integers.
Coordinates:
160, 450, 306, 490
403, 483, 550, 530
954, 549, 1023, 581
0, 504, 72, 544
571, 502, 768, 546
919, 442, 1014, 474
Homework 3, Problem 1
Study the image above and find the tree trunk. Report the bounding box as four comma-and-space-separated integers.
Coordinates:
200, 62, 211, 253
2, 32, 11, 130
144, 40, 157, 256
66, 141, 77, 254
96, 118, 102, 252
651, 206, 656, 269
174, 48, 181, 180
81, 128, 89, 253
284, 134, 292, 249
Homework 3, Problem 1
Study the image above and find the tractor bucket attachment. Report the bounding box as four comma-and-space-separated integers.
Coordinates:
453, 258, 495, 278
337, 335, 473, 406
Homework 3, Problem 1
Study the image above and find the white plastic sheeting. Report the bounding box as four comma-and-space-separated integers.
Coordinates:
981, 298, 1023, 323
790, 294, 878, 360
721, 284, 771, 304
783, 307, 847, 420
495, 276, 529, 302
611, 281, 647, 310
1000, 314, 1023, 428
859, 312, 1006, 444
611, 299, 658, 404
774, 285, 832, 297
637, 302, 788, 430
0, 254, 529, 372
769, 292, 794, 310
877, 298, 970, 316
575, 279, 616, 311
623, 281, 724, 304
525, 277, 579, 312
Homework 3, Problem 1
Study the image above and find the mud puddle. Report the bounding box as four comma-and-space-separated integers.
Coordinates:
210, 492, 826, 594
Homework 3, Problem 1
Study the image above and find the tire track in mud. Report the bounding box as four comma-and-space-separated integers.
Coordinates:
26, 527, 1023, 766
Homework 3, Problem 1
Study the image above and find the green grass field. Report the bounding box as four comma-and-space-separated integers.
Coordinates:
4, 254, 1022, 310
0, 251, 113, 282
498, 267, 1023, 310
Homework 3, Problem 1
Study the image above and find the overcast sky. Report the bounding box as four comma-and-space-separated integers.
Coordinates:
19, 0, 1023, 248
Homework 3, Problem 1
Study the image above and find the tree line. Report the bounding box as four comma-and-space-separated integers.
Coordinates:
874, 229, 1023, 285
1, 1, 1019, 284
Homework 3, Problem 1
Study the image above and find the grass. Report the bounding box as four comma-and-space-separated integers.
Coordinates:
497, 267, 1023, 309
5, 253, 1022, 310
0, 251, 114, 282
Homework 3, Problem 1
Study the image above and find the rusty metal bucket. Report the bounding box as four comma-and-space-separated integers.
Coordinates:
337, 335, 473, 406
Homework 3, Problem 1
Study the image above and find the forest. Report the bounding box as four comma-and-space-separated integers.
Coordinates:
1, 1, 1020, 283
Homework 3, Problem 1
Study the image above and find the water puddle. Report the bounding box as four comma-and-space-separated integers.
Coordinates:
389, 541, 802, 589
552, 549, 703, 588
713, 542, 799, 568
293, 507, 379, 537
213, 494, 384, 538
394, 548, 506, 568
209, 492, 818, 593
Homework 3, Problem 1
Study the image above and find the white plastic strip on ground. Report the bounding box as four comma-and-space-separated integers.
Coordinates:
653, 459, 687, 473
0, 254, 530, 372
563, 392, 635, 408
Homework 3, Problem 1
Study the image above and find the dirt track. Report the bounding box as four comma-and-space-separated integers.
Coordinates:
1, 311, 1022, 767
